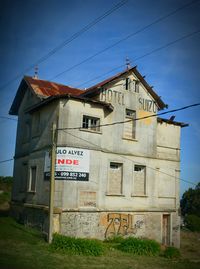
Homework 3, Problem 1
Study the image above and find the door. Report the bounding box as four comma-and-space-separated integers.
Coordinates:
162, 214, 170, 245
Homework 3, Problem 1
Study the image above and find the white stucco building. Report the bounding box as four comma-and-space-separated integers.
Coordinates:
9, 66, 187, 247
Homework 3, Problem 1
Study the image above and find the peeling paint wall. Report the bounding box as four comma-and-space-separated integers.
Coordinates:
11, 72, 181, 247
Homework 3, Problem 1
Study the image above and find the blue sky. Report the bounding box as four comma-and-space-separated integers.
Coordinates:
0, 0, 199, 196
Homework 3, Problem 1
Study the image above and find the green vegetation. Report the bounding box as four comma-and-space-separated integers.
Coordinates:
184, 214, 200, 232
163, 246, 181, 259
117, 237, 161, 256
0, 191, 11, 204
0, 176, 12, 214
181, 182, 200, 218
0, 217, 200, 269
0, 176, 13, 192
181, 182, 200, 232
51, 233, 104, 256
0, 178, 200, 268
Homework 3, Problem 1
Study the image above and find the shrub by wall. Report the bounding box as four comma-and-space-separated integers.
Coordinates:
51, 233, 104, 256
163, 247, 181, 259
117, 237, 161, 256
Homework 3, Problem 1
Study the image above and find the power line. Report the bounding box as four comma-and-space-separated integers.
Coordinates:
50, 0, 200, 81
57, 103, 200, 131
0, 0, 128, 92
0, 116, 17, 121
1, 1, 199, 112
76, 29, 200, 88
61, 129, 197, 186
0, 158, 13, 164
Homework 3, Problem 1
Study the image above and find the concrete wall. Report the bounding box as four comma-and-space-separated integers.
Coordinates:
11, 72, 181, 247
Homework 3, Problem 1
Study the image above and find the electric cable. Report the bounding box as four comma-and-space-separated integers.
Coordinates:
61, 129, 197, 186
76, 29, 200, 88
50, 0, 200, 81
57, 103, 200, 131
0, 0, 128, 92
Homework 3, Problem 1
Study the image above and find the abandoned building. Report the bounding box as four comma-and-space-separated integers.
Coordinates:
9, 66, 188, 247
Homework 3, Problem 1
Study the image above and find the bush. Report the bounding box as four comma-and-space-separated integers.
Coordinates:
104, 235, 125, 244
184, 214, 200, 232
51, 233, 104, 256
117, 237, 160, 256
0, 176, 13, 192
163, 247, 181, 259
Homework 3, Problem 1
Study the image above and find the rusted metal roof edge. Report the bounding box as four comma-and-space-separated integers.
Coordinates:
157, 117, 189, 127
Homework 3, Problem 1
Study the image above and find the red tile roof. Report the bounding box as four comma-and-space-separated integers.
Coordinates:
24, 76, 83, 97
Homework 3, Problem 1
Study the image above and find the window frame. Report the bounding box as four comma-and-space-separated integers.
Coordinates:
132, 164, 147, 197
106, 162, 124, 196
81, 115, 101, 133
123, 108, 136, 140
28, 166, 37, 193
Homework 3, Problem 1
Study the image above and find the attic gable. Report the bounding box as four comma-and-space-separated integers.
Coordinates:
80, 66, 167, 110
9, 76, 83, 115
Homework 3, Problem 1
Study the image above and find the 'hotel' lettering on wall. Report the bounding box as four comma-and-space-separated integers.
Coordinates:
100, 89, 125, 105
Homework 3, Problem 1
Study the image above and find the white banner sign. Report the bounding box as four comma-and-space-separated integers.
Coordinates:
44, 147, 90, 181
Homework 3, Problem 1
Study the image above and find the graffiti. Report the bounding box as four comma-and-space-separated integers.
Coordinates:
105, 213, 136, 238
135, 220, 144, 229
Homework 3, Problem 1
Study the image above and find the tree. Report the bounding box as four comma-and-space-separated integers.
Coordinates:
180, 182, 200, 217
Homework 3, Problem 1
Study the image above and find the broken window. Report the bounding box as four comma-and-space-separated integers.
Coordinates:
123, 109, 136, 139
133, 165, 146, 196
108, 162, 123, 195
82, 115, 100, 132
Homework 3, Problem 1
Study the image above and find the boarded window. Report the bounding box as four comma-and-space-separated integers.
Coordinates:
28, 166, 37, 192
133, 165, 146, 195
123, 109, 136, 139
108, 162, 123, 194
82, 115, 100, 132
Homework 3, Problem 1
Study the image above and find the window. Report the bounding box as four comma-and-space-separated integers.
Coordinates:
82, 115, 100, 132
123, 109, 136, 139
123, 78, 139, 92
135, 81, 139, 93
125, 78, 131, 90
28, 166, 37, 192
133, 165, 146, 196
108, 162, 123, 195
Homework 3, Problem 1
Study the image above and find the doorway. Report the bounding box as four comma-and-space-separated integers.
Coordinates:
162, 214, 170, 245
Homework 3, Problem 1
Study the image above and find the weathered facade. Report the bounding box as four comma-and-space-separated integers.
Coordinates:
9, 67, 187, 247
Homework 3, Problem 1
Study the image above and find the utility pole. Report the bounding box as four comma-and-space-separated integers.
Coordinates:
48, 122, 56, 243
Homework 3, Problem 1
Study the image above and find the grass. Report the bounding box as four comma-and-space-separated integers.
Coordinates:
0, 217, 200, 269
0, 191, 200, 268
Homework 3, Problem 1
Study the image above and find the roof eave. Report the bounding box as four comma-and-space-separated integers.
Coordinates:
157, 117, 189, 127
80, 66, 167, 110
25, 94, 114, 114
